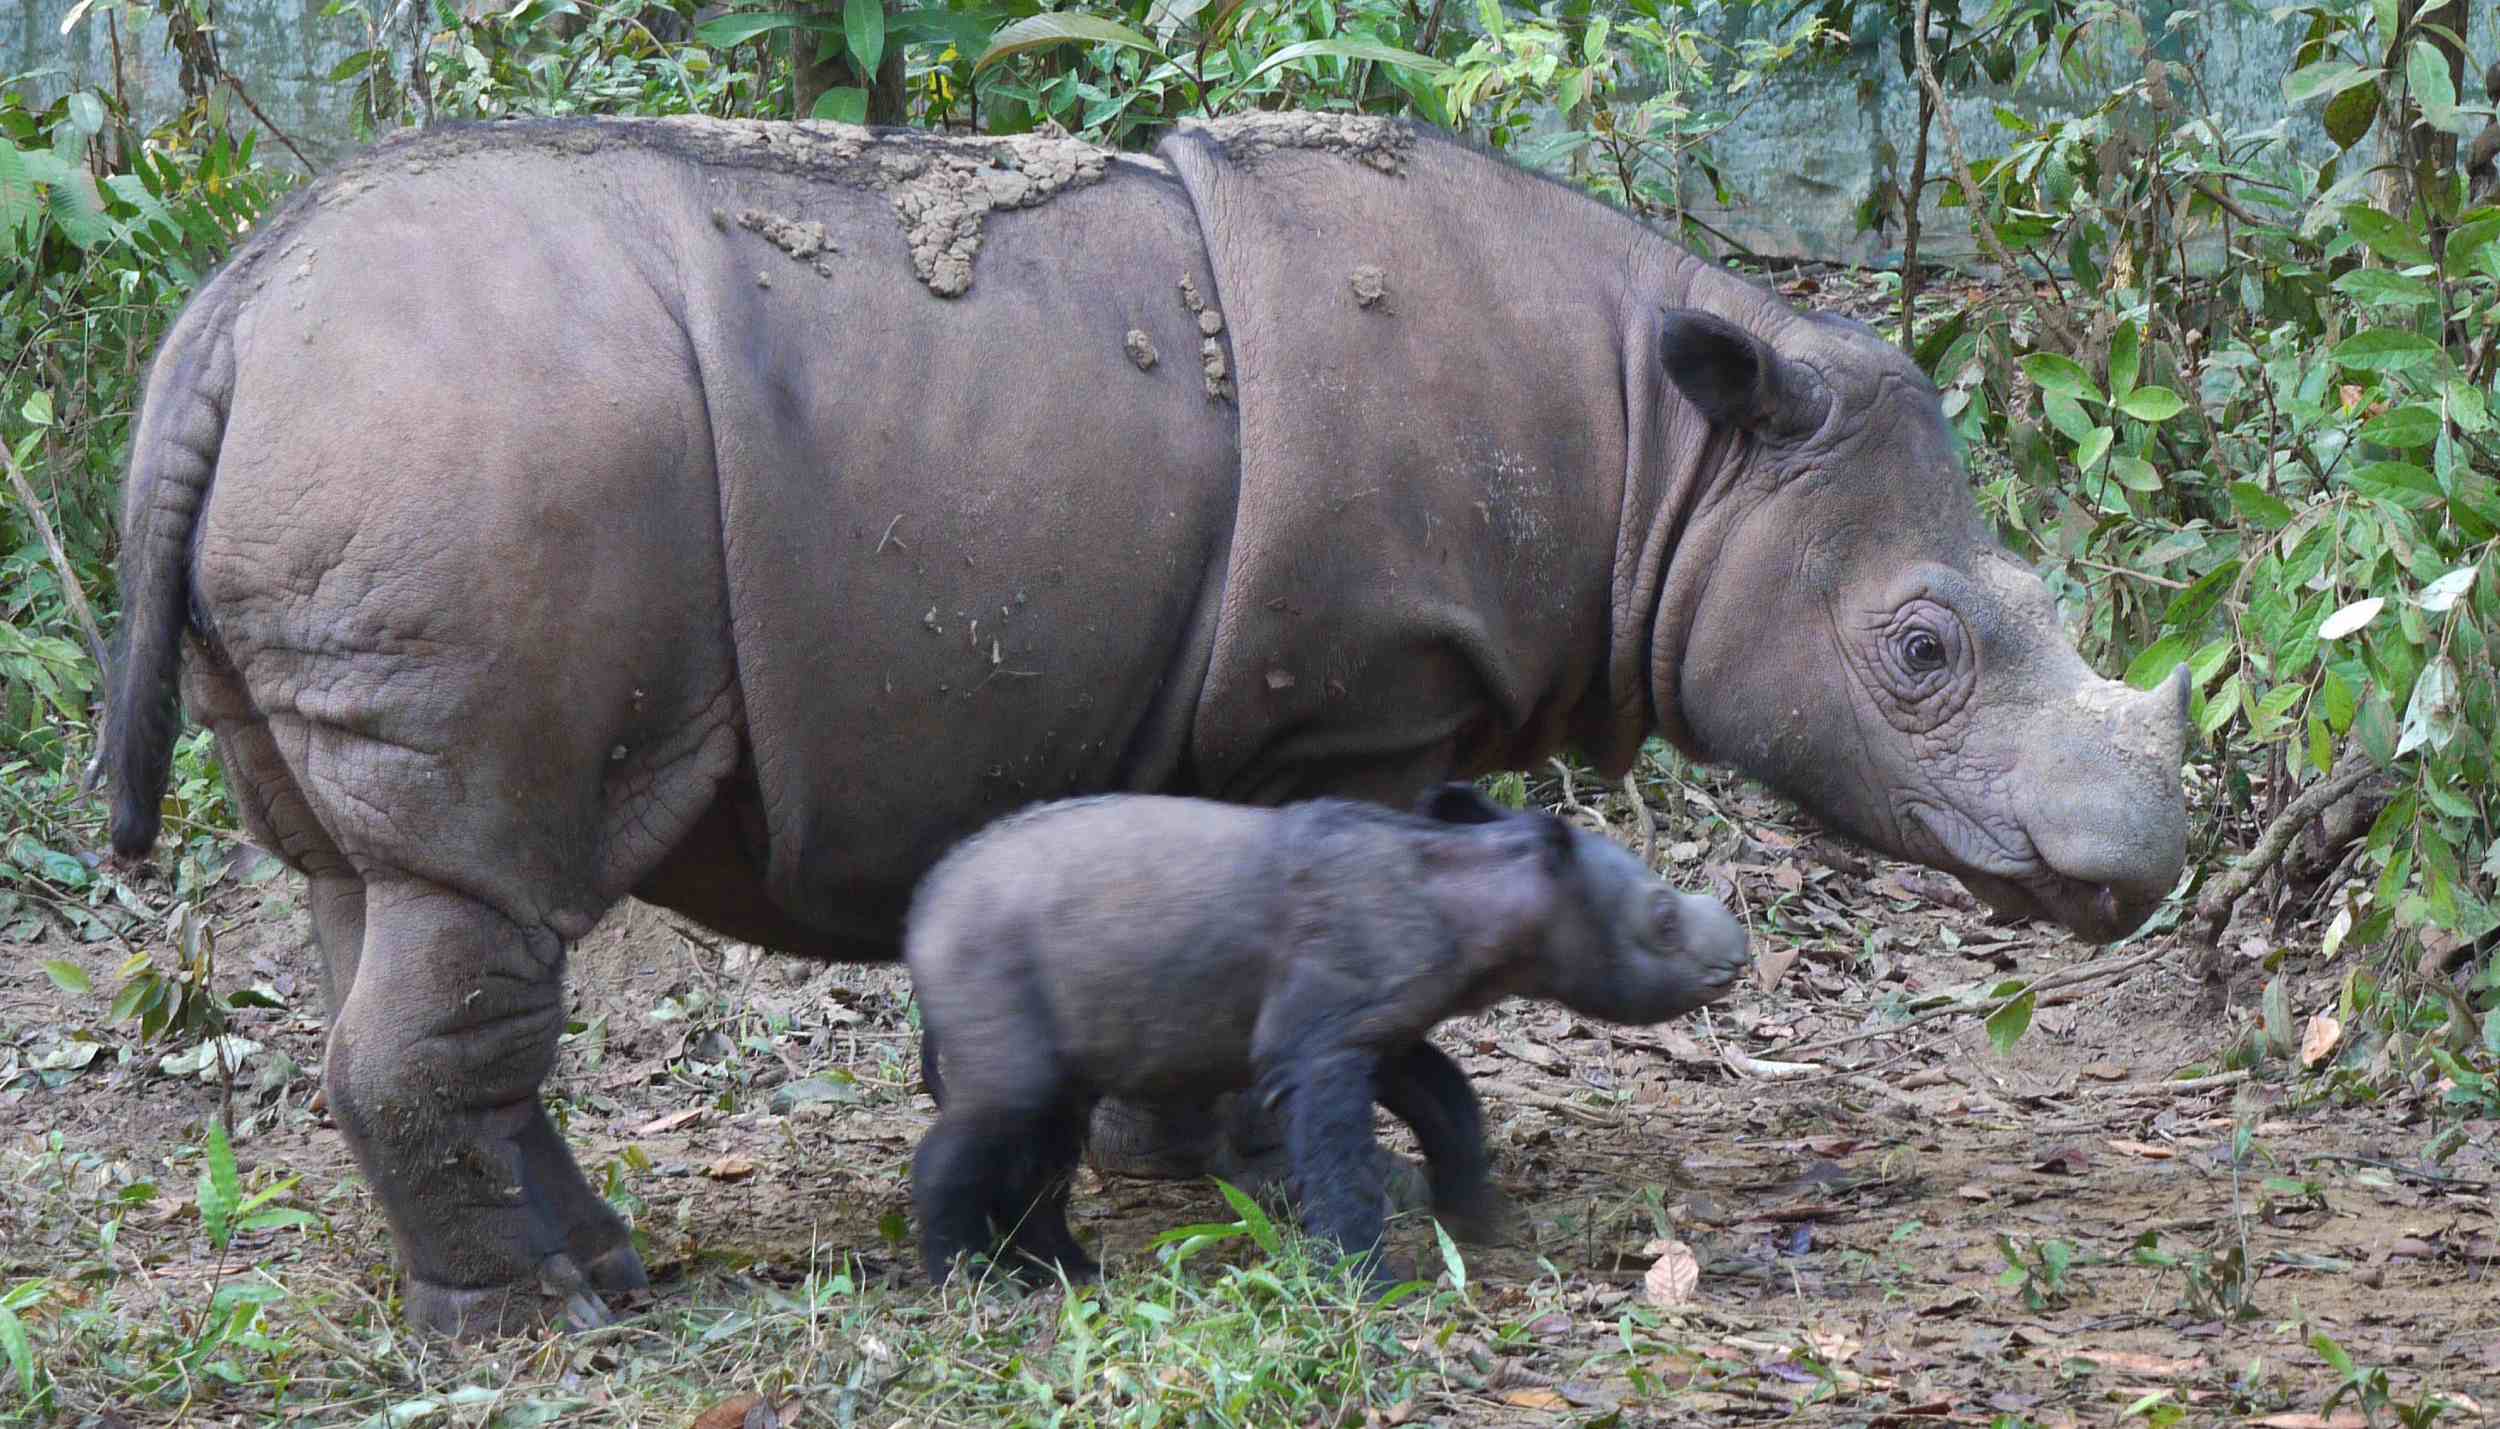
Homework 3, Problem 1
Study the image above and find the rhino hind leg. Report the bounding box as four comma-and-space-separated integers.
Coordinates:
324, 878, 644, 1338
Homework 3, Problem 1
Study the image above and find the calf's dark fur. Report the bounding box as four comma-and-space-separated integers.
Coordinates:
906, 784, 1749, 1284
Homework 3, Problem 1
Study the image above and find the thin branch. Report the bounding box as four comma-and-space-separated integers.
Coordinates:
223, 74, 317, 172
1, 436, 111, 676
2190, 762, 2386, 945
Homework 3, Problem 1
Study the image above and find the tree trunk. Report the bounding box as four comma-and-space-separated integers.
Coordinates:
2376, 0, 2469, 215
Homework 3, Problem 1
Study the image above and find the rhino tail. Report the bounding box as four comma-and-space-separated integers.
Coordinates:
100, 290, 238, 861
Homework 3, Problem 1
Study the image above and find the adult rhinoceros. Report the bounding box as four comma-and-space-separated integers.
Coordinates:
103, 112, 2188, 1336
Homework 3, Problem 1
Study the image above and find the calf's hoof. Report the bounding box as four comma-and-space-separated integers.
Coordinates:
403, 1251, 626, 1340
1431, 1184, 1523, 1248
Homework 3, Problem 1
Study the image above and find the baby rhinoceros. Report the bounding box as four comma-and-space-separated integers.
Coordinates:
904, 782, 1750, 1287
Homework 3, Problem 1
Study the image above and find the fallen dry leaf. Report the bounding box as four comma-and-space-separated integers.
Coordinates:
2300, 1012, 2343, 1068
1955, 1183, 1993, 1202
2066, 1349, 2208, 1377
705, 1154, 758, 1182
2080, 1061, 2130, 1081
1756, 941, 1801, 993
2107, 1139, 2176, 1160
1642, 1238, 1701, 1307
690, 1395, 790, 1429
633, 1107, 704, 1137
1500, 1389, 1570, 1410
2251, 1414, 2368, 1429
2029, 1147, 2090, 1176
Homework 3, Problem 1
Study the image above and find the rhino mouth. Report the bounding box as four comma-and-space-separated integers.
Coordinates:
1950, 868, 2144, 944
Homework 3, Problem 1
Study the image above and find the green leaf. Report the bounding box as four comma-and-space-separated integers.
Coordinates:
2186, 637, 2234, 688
2109, 453, 2161, 491
2109, 320, 2140, 399
41, 958, 90, 996
2331, 327, 2438, 373
844, 0, 884, 80
2022, 352, 2102, 403
19, 388, 52, 427
1986, 988, 2036, 1055
1433, 1218, 1467, 1294
2359, 404, 2441, 449
2229, 481, 2295, 530
0, 1304, 30, 1402
973, 13, 1161, 74
327, 48, 386, 83
2406, 38, 2464, 134
2339, 205, 2434, 267
2332, 269, 2439, 307
1475, 0, 1506, 42
2162, 559, 2242, 631
2323, 82, 2379, 149
2197, 672, 2242, 737
1208, 1176, 1281, 1256
2117, 386, 2185, 422
1235, 37, 1450, 89
2124, 634, 2188, 690
66, 90, 105, 136
2076, 425, 2113, 473
693, 11, 841, 46
2042, 389, 2095, 443
200, 1121, 242, 1250
2346, 460, 2443, 508
810, 86, 868, 122
2282, 59, 2372, 103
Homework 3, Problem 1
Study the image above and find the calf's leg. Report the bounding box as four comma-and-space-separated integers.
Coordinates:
1375, 1042, 1515, 1245
1269, 1051, 1399, 1283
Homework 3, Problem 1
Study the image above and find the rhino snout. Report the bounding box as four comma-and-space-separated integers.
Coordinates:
2008, 664, 2192, 940
1671, 892, 1750, 987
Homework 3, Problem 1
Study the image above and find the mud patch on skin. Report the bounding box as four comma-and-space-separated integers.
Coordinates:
1183, 111, 1414, 176
1349, 264, 1391, 311
880, 134, 1110, 297
1177, 275, 1234, 401
731, 208, 838, 267
1124, 330, 1159, 372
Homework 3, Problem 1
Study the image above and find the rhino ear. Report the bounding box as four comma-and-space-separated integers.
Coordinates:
1660, 309, 1831, 440
1417, 782, 1509, 825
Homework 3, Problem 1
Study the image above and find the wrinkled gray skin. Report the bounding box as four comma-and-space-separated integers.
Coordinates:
909, 785, 1748, 1285
101, 114, 2189, 1337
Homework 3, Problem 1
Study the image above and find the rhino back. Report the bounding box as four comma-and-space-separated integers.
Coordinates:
187, 121, 1242, 940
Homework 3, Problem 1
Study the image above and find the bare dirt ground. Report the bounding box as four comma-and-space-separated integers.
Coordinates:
6, 761, 2495, 1427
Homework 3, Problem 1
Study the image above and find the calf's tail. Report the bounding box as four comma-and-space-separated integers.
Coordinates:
100, 294, 236, 859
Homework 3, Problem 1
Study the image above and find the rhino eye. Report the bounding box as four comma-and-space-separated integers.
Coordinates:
1902, 630, 1946, 672
1879, 601, 1966, 696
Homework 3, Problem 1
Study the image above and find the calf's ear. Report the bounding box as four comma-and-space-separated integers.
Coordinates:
1417, 782, 1509, 825
1659, 309, 1831, 440
1533, 813, 1574, 872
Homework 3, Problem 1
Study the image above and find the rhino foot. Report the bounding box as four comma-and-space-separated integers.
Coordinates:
403, 1251, 631, 1340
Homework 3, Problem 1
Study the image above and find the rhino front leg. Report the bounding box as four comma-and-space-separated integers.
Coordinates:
324, 878, 642, 1338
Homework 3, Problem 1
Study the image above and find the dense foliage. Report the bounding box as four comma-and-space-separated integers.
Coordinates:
2, 0, 2494, 1092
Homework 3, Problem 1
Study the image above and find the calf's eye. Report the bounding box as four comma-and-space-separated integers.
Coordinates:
1902, 630, 1946, 673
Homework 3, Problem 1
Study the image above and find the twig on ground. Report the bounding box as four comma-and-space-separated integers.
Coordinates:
2190, 762, 2383, 945
1774, 947, 2165, 1061
1622, 771, 1658, 867
2094, 1068, 2250, 1097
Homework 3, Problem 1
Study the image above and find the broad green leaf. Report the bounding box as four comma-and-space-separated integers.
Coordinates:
2332, 269, 2439, 307
0, 1304, 30, 1402
1434, 1219, 1467, 1295
1475, 0, 1505, 42
2331, 327, 2438, 372
66, 90, 105, 136
2186, 638, 2234, 688
2109, 453, 2162, 491
2123, 634, 2188, 690
2117, 385, 2185, 422
2197, 672, 2242, 736
41, 958, 89, 995
2109, 320, 2140, 399
20, 389, 51, 427
1235, 38, 1449, 89
2076, 425, 2113, 473
2229, 480, 2295, 530
2042, 389, 2095, 443
2283, 59, 2370, 103
2346, 460, 2443, 508
1209, 1176, 1282, 1256
2324, 82, 2378, 149
2339, 205, 2434, 267
2317, 596, 2384, 641
2321, 666, 2357, 731
974, 13, 1161, 74
327, 48, 386, 82
844, 0, 885, 80
2406, 38, 2463, 134
810, 86, 868, 122
2162, 558, 2242, 630
2359, 403, 2441, 449
2022, 352, 2101, 402
1986, 988, 2036, 1055
2396, 655, 2458, 757
2418, 565, 2476, 613
200, 1121, 242, 1249
694, 11, 841, 46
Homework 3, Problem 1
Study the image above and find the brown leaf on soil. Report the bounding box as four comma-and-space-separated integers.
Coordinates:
2029, 1147, 2090, 1176
2300, 1012, 2343, 1068
1954, 1183, 1993, 1202
634, 1107, 704, 1136
2107, 1139, 2175, 1159
1500, 1389, 1571, 1410
2081, 1061, 2130, 1081
2066, 1349, 2208, 1376
2251, 1414, 2368, 1428
1501, 1038, 1565, 1071
690, 1395, 791, 1429
704, 1154, 758, 1182
1756, 942, 1801, 993
1641, 1238, 1701, 1307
